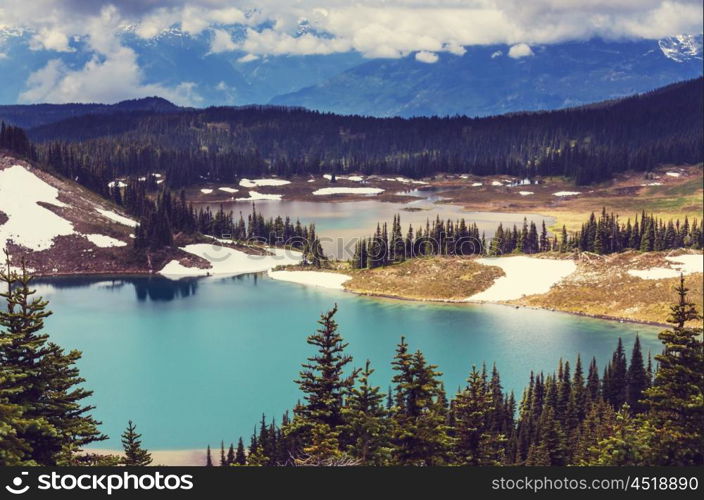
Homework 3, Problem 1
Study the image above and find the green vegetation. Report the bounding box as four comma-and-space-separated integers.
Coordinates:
0, 256, 105, 465
121, 420, 152, 466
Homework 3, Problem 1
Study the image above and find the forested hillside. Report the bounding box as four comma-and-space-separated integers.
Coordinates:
29, 78, 704, 188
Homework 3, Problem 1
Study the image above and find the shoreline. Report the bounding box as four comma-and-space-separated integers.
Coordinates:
31, 267, 676, 328
343, 287, 670, 328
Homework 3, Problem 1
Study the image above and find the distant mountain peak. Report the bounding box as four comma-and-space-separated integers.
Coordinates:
658, 34, 703, 62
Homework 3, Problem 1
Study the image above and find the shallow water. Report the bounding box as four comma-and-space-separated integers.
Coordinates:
36, 274, 661, 450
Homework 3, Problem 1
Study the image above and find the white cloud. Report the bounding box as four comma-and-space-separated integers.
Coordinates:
19, 45, 201, 106
237, 53, 259, 63
491, 50, 503, 58
415, 50, 439, 63
508, 43, 534, 58
29, 28, 73, 52
1, 0, 702, 103
209, 28, 236, 53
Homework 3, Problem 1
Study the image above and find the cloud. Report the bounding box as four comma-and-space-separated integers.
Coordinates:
415, 50, 439, 63
20, 50, 201, 105
209, 28, 236, 53
1, 0, 702, 103
491, 50, 503, 58
29, 28, 74, 52
508, 43, 534, 58
237, 53, 259, 63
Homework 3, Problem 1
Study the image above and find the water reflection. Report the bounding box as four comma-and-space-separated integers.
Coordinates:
133, 276, 200, 302
33, 273, 271, 304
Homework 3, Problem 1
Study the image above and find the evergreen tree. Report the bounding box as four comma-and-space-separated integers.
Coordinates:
626, 335, 649, 414
0, 258, 105, 465
226, 443, 235, 466
391, 340, 449, 465
642, 276, 704, 465
452, 366, 505, 465
341, 360, 391, 465
289, 305, 357, 460
235, 437, 247, 465
121, 420, 152, 466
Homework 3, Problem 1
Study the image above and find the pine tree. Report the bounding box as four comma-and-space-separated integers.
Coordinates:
235, 438, 247, 465
452, 366, 505, 465
289, 305, 357, 460
626, 335, 649, 414
226, 443, 235, 465
121, 421, 152, 466
205, 445, 213, 466
391, 341, 449, 465
642, 276, 704, 465
341, 360, 391, 465
0, 257, 105, 465
604, 338, 627, 408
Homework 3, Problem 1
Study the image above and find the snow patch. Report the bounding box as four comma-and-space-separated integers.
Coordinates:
627, 255, 703, 280
239, 178, 290, 188
553, 191, 581, 197
467, 256, 576, 302
267, 270, 351, 290
665, 172, 681, 178
518, 191, 534, 196
160, 244, 301, 278
200, 189, 213, 194
96, 208, 138, 228
235, 191, 282, 201
313, 187, 384, 196
218, 187, 238, 194
471, 182, 483, 187
491, 181, 502, 186
0, 165, 74, 251
82, 234, 127, 248
108, 180, 127, 188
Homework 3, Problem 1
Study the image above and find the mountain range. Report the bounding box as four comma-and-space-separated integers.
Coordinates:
0, 28, 701, 118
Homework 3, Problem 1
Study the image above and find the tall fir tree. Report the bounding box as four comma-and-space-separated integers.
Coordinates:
121, 421, 152, 466
642, 276, 704, 465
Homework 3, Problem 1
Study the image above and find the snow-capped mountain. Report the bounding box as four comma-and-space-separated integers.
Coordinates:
0, 27, 702, 117
659, 34, 703, 62
270, 38, 704, 117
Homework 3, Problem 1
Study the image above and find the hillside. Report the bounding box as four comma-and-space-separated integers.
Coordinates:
25, 78, 704, 189
0, 97, 180, 129
0, 153, 183, 275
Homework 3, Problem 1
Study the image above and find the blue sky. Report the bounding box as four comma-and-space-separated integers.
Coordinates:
0, 1, 702, 105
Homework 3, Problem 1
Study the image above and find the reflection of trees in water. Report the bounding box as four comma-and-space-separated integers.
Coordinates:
133, 277, 199, 302
35, 275, 199, 302
35, 272, 269, 303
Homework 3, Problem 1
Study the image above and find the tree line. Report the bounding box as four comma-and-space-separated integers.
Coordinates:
0, 121, 32, 158
26, 78, 704, 187
351, 210, 703, 269
214, 278, 702, 466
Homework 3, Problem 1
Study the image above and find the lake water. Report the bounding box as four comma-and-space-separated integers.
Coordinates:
199, 197, 554, 258
36, 274, 662, 450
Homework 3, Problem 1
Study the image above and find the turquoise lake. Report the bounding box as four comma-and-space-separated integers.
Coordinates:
35, 273, 662, 450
